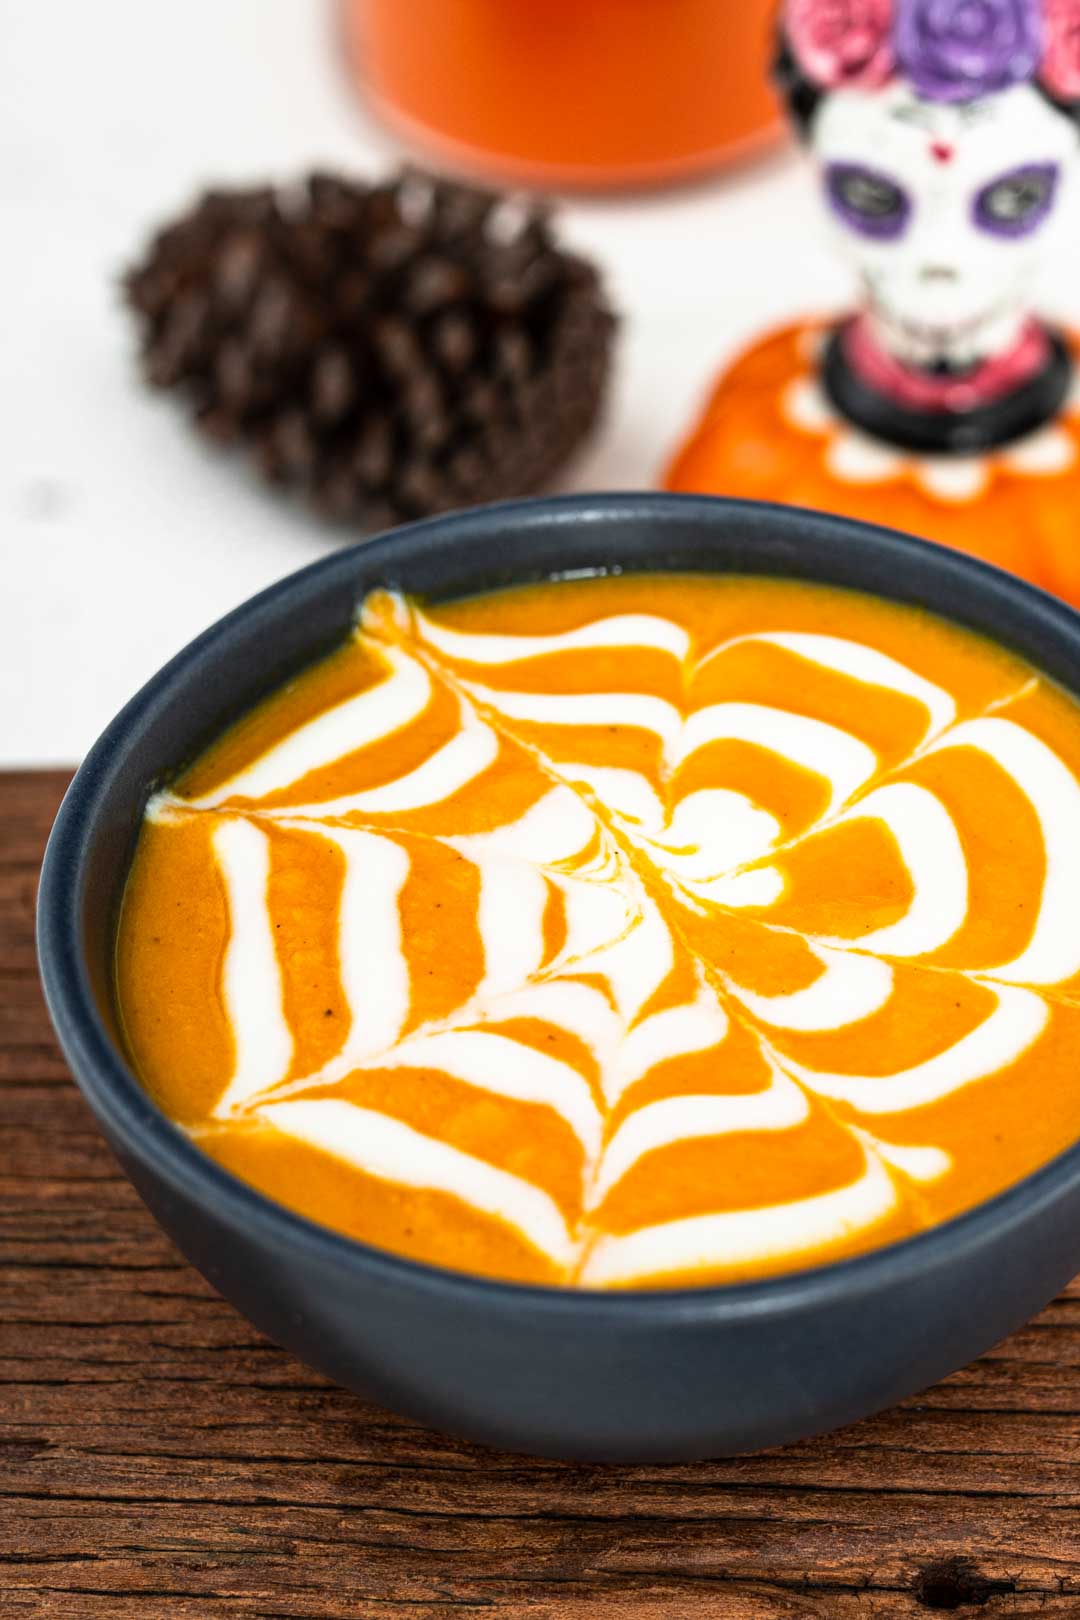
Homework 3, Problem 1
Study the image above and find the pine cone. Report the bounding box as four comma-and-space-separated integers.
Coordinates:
123, 170, 616, 528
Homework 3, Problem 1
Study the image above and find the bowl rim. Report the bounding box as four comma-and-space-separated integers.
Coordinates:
36, 490, 1080, 1323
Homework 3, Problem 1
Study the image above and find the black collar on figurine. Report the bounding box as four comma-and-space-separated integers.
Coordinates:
822, 324, 1073, 455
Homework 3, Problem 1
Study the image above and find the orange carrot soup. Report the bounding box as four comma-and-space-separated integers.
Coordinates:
115, 574, 1080, 1288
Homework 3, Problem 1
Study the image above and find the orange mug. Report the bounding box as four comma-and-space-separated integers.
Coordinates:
344, 0, 784, 190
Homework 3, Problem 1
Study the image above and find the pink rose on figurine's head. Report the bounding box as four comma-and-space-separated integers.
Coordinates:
786, 0, 896, 88
1042, 0, 1080, 100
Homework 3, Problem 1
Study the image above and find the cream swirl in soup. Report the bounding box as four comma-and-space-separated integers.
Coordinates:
116, 574, 1080, 1288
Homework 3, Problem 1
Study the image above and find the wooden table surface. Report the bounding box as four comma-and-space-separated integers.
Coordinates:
7, 769, 1080, 1618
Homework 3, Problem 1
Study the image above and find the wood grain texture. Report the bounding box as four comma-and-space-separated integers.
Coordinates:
6, 769, 1080, 1618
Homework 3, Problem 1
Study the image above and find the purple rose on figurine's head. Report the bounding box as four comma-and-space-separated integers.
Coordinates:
895, 0, 1043, 101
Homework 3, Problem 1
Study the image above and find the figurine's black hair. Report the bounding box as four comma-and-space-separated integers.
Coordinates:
1038, 84, 1080, 131
771, 32, 825, 141
772, 24, 1080, 141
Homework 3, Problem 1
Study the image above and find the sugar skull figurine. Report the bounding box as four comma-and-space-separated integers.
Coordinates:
664, 0, 1080, 604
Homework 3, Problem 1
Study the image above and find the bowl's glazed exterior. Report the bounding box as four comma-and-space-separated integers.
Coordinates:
36, 494, 1080, 1462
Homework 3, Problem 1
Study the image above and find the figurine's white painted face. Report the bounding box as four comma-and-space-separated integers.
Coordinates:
812, 81, 1077, 360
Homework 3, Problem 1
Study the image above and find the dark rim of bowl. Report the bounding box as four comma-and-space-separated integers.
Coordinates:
36, 492, 1080, 1323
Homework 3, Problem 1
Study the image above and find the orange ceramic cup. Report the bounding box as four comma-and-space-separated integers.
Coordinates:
344, 0, 784, 190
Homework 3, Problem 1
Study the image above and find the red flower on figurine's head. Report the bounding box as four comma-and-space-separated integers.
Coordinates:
786, 0, 896, 87
1042, 0, 1080, 100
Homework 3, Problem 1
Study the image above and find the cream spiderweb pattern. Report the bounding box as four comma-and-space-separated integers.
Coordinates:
153, 591, 1080, 1287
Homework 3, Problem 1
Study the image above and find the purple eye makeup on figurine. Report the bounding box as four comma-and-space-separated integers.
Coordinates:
826, 162, 913, 238
973, 161, 1060, 236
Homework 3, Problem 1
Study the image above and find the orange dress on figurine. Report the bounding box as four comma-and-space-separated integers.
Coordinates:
663, 0, 1080, 610
667, 318, 1080, 604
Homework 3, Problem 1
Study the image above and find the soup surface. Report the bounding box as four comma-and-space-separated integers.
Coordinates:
116, 573, 1080, 1288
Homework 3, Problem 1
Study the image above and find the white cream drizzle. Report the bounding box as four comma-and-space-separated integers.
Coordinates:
729, 944, 893, 1031
782, 985, 1048, 1113
249, 702, 498, 820
258, 1100, 576, 1268
448, 786, 596, 867
929, 717, 1080, 984
607, 993, 730, 1105
211, 819, 293, 1116
471, 861, 549, 997
674, 703, 879, 816
580, 1147, 897, 1286
410, 606, 692, 665
460, 681, 685, 760
742, 632, 957, 740
850, 1130, 952, 1183
590, 1064, 810, 1208
308, 827, 411, 1062
477, 980, 622, 1054
195, 645, 430, 807
372, 1029, 604, 1159
186, 596, 1080, 1286
814, 782, 969, 956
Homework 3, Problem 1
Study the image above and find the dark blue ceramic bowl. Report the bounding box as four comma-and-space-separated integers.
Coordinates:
36, 493, 1080, 1462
